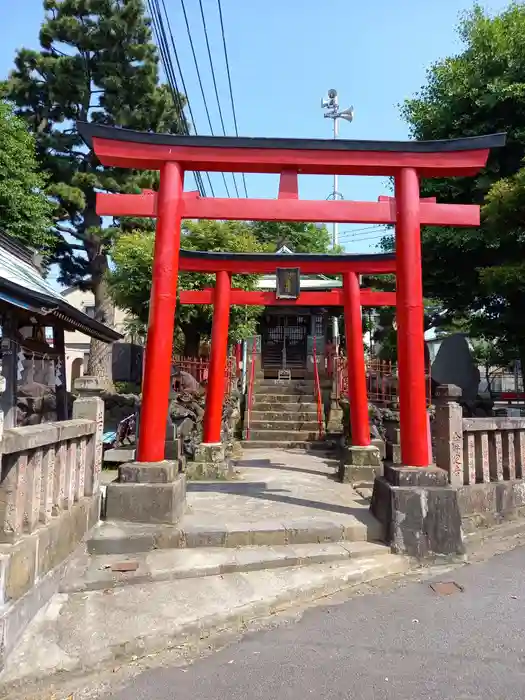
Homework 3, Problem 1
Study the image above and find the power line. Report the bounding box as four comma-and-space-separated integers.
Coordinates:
178, 0, 231, 198
217, 0, 249, 198
148, 0, 208, 196
158, 0, 215, 196
338, 225, 390, 240
149, 0, 215, 197
341, 233, 394, 244
197, 0, 239, 197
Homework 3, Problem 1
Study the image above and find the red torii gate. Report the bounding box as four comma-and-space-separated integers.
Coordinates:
179, 275, 397, 448
78, 122, 504, 467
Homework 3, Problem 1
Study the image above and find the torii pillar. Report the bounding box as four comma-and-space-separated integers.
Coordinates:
339, 271, 382, 483
395, 169, 429, 467
138, 163, 184, 463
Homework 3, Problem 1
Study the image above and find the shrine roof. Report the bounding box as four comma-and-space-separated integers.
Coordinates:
78, 122, 505, 154
0, 233, 122, 343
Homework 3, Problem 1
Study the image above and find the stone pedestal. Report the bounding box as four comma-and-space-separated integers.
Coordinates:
370, 464, 464, 558
105, 461, 186, 524
326, 402, 343, 434
339, 444, 382, 484
186, 442, 234, 480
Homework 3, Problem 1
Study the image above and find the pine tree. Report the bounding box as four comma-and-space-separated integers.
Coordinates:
0, 101, 54, 253
3, 0, 186, 386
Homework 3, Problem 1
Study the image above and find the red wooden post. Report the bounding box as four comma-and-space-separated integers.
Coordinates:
342, 271, 370, 446
202, 270, 231, 443
137, 162, 184, 462
235, 341, 242, 378
395, 167, 429, 466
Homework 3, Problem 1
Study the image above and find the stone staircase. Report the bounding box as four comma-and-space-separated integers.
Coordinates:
245, 377, 324, 449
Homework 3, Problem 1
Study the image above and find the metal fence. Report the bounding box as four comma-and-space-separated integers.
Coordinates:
333, 357, 432, 405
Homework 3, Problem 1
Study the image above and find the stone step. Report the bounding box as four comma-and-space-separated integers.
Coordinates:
242, 439, 330, 450
61, 541, 392, 594
249, 429, 320, 441
4, 556, 411, 687
257, 379, 315, 388
252, 401, 318, 412
87, 511, 381, 556
255, 385, 315, 396
250, 410, 318, 421
250, 420, 321, 431
253, 394, 317, 404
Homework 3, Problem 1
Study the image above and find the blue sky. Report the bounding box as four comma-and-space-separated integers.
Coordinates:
1, 0, 511, 254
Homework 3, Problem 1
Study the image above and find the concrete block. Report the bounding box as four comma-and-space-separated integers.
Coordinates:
339, 445, 382, 484
2, 536, 37, 602
371, 438, 386, 459
385, 464, 448, 488
182, 524, 227, 548
36, 499, 92, 577
243, 522, 286, 547
283, 520, 344, 545
194, 443, 225, 463
118, 460, 179, 484
370, 471, 465, 558
185, 460, 233, 480
105, 475, 186, 525
230, 441, 243, 459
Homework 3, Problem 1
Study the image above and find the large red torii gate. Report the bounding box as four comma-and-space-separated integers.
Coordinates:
78, 122, 504, 467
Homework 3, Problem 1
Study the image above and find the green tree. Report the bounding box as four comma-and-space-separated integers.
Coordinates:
2, 0, 186, 386
471, 338, 513, 397
110, 220, 268, 356
251, 221, 332, 253
0, 101, 54, 253
396, 2, 525, 376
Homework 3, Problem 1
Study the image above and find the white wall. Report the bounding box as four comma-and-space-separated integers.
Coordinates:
61, 288, 131, 389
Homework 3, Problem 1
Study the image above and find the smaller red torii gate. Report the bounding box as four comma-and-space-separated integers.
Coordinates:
179, 286, 396, 448
178, 289, 396, 306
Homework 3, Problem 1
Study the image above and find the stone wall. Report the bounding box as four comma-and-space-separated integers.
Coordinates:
0, 391, 103, 669
434, 384, 525, 533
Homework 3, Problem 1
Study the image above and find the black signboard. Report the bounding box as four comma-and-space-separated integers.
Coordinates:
276, 267, 300, 300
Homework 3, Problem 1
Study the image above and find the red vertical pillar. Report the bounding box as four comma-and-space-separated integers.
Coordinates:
137, 162, 184, 462
395, 167, 429, 466
235, 341, 242, 378
342, 271, 370, 446
203, 270, 231, 444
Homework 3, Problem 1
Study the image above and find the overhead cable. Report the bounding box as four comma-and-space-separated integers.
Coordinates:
217, 0, 249, 198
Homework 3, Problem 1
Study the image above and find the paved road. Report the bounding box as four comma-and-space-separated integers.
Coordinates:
109, 547, 525, 700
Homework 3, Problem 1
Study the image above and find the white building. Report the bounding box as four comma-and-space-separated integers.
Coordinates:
61, 287, 131, 389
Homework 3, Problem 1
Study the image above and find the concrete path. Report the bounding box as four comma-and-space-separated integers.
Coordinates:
91, 449, 382, 554
1, 448, 405, 692
184, 448, 379, 531
105, 544, 525, 700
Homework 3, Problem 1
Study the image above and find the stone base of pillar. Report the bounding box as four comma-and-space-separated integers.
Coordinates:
339, 445, 382, 484
228, 440, 243, 460
370, 464, 465, 559
326, 405, 343, 434
105, 461, 186, 525
186, 443, 234, 480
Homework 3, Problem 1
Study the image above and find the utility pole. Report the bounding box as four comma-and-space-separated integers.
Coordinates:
321, 89, 354, 348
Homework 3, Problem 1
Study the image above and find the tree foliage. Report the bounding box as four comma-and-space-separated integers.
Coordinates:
397, 2, 525, 373
2, 0, 186, 383
250, 221, 332, 253
0, 101, 54, 253
110, 221, 269, 355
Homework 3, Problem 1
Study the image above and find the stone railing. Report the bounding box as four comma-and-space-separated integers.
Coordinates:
0, 419, 98, 543
434, 384, 525, 486
0, 377, 104, 668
